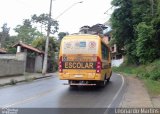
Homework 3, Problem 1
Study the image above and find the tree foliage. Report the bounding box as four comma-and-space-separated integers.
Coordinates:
32, 36, 58, 56
14, 19, 42, 44
58, 32, 69, 41
110, 0, 160, 64
31, 14, 59, 34
136, 22, 155, 63
32, 36, 59, 72
0, 23, 10, 48
0, 13, 60, 55
111, 0, 134, 58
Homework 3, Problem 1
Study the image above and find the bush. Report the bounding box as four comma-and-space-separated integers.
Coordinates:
149, 70, 160, 80
113, 59, 160, 81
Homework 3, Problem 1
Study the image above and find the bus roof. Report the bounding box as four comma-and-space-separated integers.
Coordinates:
63, 34, 100, 39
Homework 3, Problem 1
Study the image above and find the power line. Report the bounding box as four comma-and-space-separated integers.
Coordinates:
104, 6, 114, 15
55, 1, 83, 20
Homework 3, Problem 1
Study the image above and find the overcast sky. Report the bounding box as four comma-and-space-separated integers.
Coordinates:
0, 0, 113, 35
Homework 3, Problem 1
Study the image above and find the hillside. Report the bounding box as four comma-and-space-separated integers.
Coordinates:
113, 59, 160, 96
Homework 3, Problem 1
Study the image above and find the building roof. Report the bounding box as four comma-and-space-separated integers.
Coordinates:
13, 42, 44, 54
0, 48, 7, 53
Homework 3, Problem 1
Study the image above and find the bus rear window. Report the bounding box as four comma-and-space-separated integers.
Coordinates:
62, 39, 98, 54
101, 43, 108, 59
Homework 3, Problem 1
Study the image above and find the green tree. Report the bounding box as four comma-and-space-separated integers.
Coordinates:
32, 36, 58, 72
31, 14, 59, 34
5, 36, 19, 54
0, 23, 10, 48
136, 22, 155, 63
132, 0, 160, 63
58, 32, 69, 41
151, 0, 160, 58
32, 36, 58, 56
110, 0, 160, 64
132, 0, 152, 25
111, 0, 134, 63
14, 19, 42, 44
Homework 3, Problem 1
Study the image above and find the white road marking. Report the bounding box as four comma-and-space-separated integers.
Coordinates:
106, 74, 125, 108
2, 74, 125, 109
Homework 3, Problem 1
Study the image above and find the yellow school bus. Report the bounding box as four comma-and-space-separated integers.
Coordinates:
58, 34, 112, 87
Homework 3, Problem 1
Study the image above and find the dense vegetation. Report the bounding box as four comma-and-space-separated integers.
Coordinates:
111, 0, 160, 94
113, 60, 160, 95
113, 60, 160, 81
111, 0, 160, 64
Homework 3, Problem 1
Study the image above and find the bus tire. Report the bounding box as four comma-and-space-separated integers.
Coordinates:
99, 80, 106, 87
110, 71, 112, 77
107, 77, 110, 82
69, 85, 78, 88
98, 75, 106, 87
98, 80, 106, 87
69, 80, 78, 88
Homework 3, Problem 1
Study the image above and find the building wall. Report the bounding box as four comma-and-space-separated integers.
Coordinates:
0, 52, 27, 77
16, 52, 27, 61
16, 52, 27, 73
35, 55, 43, 72
0, 59, 25, 77
0, 54, 16, 59
102, 36, 109, 44
111, 58, 124, 67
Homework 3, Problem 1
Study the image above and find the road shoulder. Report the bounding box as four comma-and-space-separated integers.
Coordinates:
119, 76, 153, 108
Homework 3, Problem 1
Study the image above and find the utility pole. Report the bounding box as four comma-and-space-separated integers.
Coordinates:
42, 0, 83, 74
42, 0, 53, 74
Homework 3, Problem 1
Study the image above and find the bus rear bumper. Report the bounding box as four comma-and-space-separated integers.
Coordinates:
63, 83, 96, 86
59, 73, 102, 81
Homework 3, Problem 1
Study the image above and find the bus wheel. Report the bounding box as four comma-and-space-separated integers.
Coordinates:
68, 80, 78, 88
107, 72, 112, 82
107, 77, 110, 82
98, 80, 106, 87
100, 80, 106, 87
110, 71, 112, 77
102, 80, 106, 87
69, 85, 78, 88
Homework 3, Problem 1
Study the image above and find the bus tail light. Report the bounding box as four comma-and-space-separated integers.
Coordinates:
59, 56, 63, 73
96, 57, 101, 73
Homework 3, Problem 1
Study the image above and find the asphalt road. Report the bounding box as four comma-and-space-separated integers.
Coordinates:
0, 73, 126, 114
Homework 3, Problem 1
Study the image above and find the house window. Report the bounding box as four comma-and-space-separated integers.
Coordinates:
116, 54, 122, 59
111, 46, 114, 52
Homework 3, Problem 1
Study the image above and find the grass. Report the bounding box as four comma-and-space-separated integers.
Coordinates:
113, 59, 160, 96
143, 79, 160, 96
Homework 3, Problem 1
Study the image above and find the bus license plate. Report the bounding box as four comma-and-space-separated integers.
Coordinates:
74, 75, 83, 78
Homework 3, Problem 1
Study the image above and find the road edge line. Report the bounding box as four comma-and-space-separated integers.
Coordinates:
106, 73, 125, 109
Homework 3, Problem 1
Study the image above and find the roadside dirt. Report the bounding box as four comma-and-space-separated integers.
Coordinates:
119, 76, 158, 108
151, 96, 160, 108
